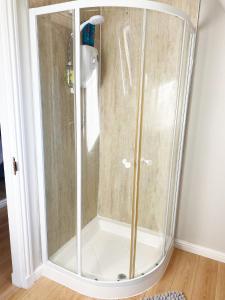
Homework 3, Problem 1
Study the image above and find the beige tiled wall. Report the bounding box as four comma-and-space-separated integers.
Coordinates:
97, 7, 144, 225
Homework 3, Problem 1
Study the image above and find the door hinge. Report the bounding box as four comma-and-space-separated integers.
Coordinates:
13, 157, 18, 175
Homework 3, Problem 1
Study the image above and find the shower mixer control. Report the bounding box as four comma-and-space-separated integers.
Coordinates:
122, 159, 131, 169
122, 158, 152, 168
92, 57, 97, 64
141, 158, 153, 166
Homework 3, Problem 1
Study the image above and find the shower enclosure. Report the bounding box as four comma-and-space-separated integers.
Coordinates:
29, 0, 196, 298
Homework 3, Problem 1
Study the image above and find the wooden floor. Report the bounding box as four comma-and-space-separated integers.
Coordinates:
1, 206, 225, 300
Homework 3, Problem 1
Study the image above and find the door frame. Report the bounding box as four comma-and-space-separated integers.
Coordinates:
0, 0, 41, 288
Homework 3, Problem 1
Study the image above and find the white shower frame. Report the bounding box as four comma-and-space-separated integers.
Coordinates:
29, 0, 196, 298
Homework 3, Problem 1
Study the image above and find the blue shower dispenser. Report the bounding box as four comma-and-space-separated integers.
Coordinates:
80, 23, 99, 88
82, 23, 95, 47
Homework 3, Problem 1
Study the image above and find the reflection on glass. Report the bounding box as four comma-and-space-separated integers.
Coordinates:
37, 11, 77, 273
85, 67, 100, 151
80, 6, 144, 281
135, 11, 184, 277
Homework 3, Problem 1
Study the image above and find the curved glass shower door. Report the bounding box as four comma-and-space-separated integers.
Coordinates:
135, 10, 186, 277
80, 7, 141, 281
32, 0, 195, 284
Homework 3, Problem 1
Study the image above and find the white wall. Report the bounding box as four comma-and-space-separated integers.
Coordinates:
176, 0, 225, 254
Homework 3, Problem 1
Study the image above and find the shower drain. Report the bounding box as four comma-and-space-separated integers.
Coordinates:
117, 273, 127, 280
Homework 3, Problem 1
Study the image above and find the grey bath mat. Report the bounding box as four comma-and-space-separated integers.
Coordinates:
144, 291, 186, 300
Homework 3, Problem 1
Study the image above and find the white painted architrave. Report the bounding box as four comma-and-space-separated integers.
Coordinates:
0, 0, 40, 289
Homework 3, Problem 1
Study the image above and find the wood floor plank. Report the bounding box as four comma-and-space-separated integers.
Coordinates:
215, 262, 225, 300
8, 288, 27, 300
143, 249, 181, 297
48, 283, 93, 300
10, 278, 57, 300
0, 280, 20, 300
191, 256, 218, 300
170, 249, 199, 298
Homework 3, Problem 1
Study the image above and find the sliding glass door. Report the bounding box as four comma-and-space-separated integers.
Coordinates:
32, 1, 195, 282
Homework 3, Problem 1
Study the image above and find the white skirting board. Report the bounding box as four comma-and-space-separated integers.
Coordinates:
175, 239, 225, 264
12, 265, 43, 289
0, 198, 7, 209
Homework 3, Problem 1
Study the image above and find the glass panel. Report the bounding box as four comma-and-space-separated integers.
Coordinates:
80, 7, 144, 281
135, 11, 184, 277
164, 26, 193, 252
37, 11, 77, 273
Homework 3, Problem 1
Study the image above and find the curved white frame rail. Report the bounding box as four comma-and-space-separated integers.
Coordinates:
29, 0, 196, 298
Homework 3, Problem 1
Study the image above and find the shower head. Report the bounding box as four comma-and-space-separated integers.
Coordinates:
80, 15, 104, 31
89, 15, 104, 25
